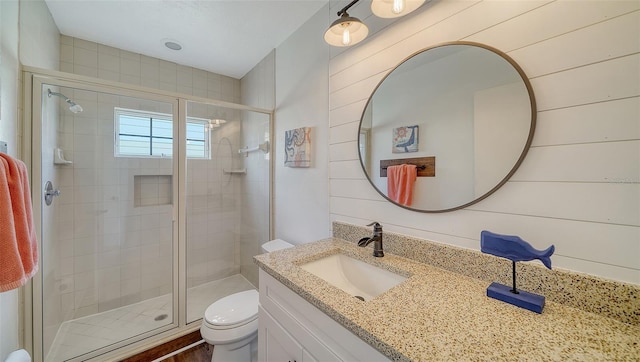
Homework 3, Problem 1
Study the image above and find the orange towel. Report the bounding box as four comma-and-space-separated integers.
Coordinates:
0, 153, 38, 292
387, 164, 417, 206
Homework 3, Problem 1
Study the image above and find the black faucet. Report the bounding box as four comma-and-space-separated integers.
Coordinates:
358, 222, 384, 257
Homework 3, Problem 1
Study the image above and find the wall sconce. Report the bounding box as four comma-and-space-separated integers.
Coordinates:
325, 0, 426, 47
324, 0, 369, 47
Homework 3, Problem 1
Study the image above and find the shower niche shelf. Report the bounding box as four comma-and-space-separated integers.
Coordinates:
134, 175, 173, 207
223, 168, 247, 175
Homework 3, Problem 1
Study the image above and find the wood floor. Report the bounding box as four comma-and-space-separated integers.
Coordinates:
121, 331, 212, 362
160, 343, 211, 362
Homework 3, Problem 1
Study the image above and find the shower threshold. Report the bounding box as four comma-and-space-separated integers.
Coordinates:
46, 274, 254, 361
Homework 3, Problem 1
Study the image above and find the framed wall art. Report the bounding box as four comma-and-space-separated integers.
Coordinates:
284, 127, 311, 167
392, 125, 419, 153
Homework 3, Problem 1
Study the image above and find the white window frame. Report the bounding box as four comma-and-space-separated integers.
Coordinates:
114, 107, 210, 159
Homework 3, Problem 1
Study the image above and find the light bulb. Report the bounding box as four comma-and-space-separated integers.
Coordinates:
325, 14, 368, 47
342, 27, 351, 46
393, 0, 404, 14
371, 0, 424, 18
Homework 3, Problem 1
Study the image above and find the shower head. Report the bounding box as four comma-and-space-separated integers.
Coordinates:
68, 103, 83, 113
47, 88, 83, 113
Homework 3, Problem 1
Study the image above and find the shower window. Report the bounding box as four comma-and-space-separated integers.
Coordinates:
115, 107, 210, 159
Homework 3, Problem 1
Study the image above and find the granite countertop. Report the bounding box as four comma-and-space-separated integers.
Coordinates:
254, 238, 640, 361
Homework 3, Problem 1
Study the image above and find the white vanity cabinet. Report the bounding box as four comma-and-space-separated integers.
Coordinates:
259, 306, 328, 362
258, 269, 390, 362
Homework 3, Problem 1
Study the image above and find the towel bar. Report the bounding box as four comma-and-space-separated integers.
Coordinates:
381, 165, 426, 171
379, 156, 435, 177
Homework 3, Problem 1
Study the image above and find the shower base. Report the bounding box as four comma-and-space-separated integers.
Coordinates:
46, 274, 254, 362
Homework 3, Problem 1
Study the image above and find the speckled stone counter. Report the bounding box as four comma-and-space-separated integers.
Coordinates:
332, 221, 640, 326
254, 238, 640, 361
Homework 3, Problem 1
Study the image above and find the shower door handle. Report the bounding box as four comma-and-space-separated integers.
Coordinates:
44, 181, 61, 206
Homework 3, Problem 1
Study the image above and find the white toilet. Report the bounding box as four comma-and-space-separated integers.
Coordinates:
200, 239, 293, 362
4, 349, 31, 362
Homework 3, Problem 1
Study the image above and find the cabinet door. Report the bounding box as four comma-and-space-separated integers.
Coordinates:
259, 269, 388, 361
259, 306, 302, 362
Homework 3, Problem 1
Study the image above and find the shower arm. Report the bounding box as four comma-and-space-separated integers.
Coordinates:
47, 89, 71, 103
47, 88, 83, 113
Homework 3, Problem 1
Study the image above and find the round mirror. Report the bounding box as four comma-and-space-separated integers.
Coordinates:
359, 41, 536, 212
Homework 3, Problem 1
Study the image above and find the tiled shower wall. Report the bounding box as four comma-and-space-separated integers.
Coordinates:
46, 35, 242, 341
239, 51, 275, 287
59, 36, 240, 102
51, 89, 175, 321
185, 105, 243, 289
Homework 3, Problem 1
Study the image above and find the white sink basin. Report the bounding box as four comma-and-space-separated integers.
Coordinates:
299, 253, 407, 301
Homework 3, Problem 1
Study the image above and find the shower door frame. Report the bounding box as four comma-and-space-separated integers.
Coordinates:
28, 72, 181, 362
23, 67, 275, 362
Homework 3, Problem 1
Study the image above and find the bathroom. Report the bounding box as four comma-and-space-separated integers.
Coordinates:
1, 0, 638, 361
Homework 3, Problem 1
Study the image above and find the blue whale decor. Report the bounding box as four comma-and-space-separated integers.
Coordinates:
480, 230, 555, 314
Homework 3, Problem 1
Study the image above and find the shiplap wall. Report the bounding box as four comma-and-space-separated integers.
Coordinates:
328, 0, 640, 284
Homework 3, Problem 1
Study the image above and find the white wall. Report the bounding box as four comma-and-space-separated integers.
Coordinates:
274, 4, 331, 244
328, 0, 640, 284
0, 0, 20, 157
18, 0, 60, 70
20, 2, 62, 353
1, 0, 60, 359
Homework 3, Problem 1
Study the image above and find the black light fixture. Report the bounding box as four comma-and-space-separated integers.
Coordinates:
324, 0, 369, 47
325, 0, 427, 47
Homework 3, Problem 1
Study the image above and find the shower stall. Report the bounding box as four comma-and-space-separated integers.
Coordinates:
24, 69, 272, 361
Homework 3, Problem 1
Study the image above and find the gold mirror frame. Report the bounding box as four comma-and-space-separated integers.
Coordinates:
358, 41, 537, 212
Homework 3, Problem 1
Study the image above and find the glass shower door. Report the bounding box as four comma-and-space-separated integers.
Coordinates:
184, 100, 271, 323
34, 79, 178, 361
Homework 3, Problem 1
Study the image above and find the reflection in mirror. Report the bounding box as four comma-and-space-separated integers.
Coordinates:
359, 42, 535, 212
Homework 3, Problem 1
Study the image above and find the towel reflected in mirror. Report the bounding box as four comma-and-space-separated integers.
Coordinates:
387, 164, 417, 206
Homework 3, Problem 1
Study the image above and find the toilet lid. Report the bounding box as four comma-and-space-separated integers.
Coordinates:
204, 290, 258, 327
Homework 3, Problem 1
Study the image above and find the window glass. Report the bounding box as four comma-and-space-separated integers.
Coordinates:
115, 108, 209, 159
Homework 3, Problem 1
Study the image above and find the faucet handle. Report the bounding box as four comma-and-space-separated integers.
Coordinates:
367, 222, 382, 232
362, 222, 384, 257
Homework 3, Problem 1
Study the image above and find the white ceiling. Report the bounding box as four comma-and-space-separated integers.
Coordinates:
44, 0, 329, 79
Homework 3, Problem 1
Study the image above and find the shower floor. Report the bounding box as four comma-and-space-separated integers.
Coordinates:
46, 274, 255, 362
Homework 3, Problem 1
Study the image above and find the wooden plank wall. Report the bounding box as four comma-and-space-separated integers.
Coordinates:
327, 0, 640, 284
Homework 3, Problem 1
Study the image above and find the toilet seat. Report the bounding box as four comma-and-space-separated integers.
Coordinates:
200, 241, 293, 362
203, 290, 258, 330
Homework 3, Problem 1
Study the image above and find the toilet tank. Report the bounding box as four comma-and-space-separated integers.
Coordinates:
5, 350, 31, 362
262, 239, 293, 253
